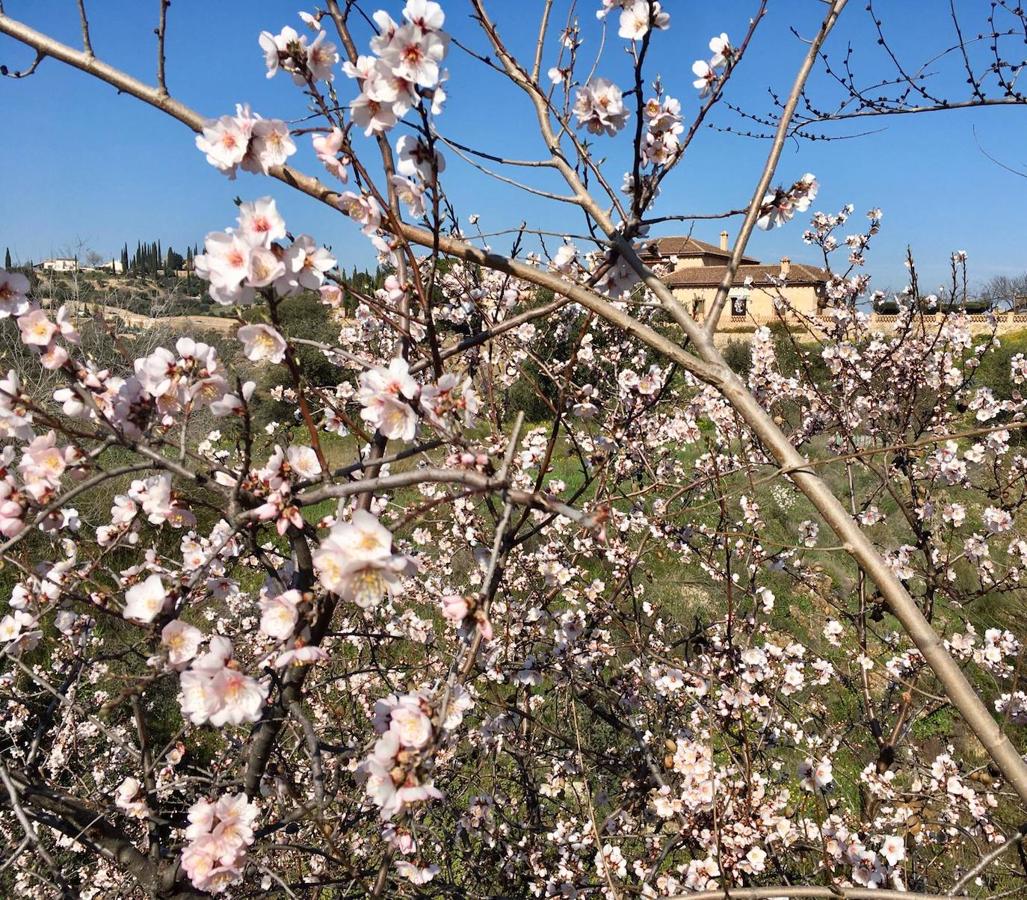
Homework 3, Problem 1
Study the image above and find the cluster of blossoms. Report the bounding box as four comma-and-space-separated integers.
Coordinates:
597, 0, 670, 40
0, 369, 32, 454
313, 509, 413, 608
439, 589, 494, 640
343, 0, 449, 135
181, 794, 258, 893
995, 690, 1027, 724
130, 338, 243, 426
8, 431, 79, 534
573, 77, 629, 136
0, 276, 97, 538
642, 92, 684, 165
805, 205, 883, 268
260, 14, 339, 84
195, 104, 296, 179
29, 335, 252, 470
0, 267, 79, 375
634, 610, 940, 894
194, 198, 336, 305
805, 203, 856, 250
175, 635, 269, 726
357, 357, 420, 440
757, 173, 819, 230
240, 442, 324, 537
98, 473, 195, 549
0, 607, 41, 656
354, 354, 480, 443
359, 692, 442, 820
311, 126, 350, 182
432, 261, 534, 326
692, 33, 733, 95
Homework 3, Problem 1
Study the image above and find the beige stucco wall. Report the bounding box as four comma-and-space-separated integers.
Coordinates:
671, 257, 705, 270
671, 284, 821, 326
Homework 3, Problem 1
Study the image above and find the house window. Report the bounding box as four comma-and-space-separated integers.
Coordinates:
730, 290, 749, 317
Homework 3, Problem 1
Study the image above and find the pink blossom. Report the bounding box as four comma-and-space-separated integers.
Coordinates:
440, 593, 469, 624
162, 619, 204, 668
208, 666, 268, 726
312, 128, 349, 181
337, 191, 383, 234
18, 309, 56, 346
279, 235, 336, 292
244, 118, 297, 174
195, 109, 253, 177
618, 0, 669, 40
182, 794, 256, 892
259, 590, 300, 641
237, 324, 287, 364
356, 358, 420, 441
692, 59, 715, 94
386, 696, 433, 748
236, 196, 286, 247
0, 269, 31, 317
123, 574, 168, 624
380, 23, 447, 88
313, 509, 411, 607
396, 134, 445, 181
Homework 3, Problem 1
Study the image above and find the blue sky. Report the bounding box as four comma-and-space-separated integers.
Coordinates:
1, 0, 1024, 292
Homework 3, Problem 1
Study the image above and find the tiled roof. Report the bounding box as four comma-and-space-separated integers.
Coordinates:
663, 262, 830, 288
639, 236, 760, 265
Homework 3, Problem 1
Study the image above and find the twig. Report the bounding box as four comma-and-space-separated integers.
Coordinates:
0, 48, 45, 77
155, 0, 169, 94
75, 0, 93, 56
949, 824, 1027, 895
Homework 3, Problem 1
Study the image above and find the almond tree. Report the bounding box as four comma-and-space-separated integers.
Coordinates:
0, 2, 1026, 897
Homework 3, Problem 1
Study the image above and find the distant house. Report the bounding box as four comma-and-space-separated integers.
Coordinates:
642, 232, 830, 327
36, 257, 79, 273
80, 259, 125, 274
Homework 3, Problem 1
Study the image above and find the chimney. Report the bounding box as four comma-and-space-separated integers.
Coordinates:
719, 230, 729, 251
780, 256, 791, 277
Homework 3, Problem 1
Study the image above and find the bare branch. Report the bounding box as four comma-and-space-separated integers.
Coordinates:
75, 0, 93, 56
156, 0, 169, 94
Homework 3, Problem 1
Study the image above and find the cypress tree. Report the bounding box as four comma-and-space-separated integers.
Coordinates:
4, 248, 11, 269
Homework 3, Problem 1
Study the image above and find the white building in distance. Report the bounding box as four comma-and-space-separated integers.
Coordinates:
36, 257, 79, 272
